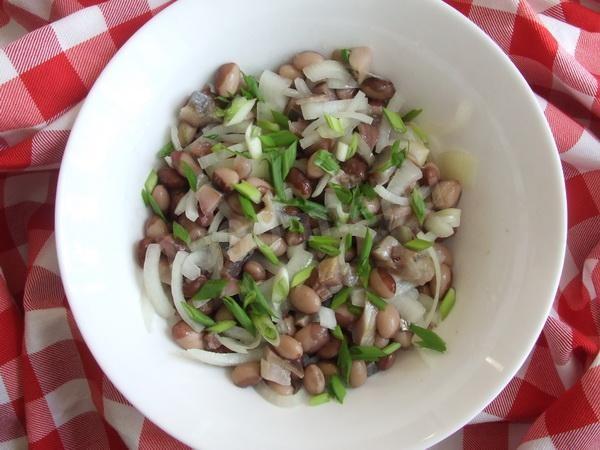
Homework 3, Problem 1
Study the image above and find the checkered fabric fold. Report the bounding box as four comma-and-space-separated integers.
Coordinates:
1, 1, 599, 448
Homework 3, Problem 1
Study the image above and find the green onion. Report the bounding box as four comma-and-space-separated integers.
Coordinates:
308, 235, 340, 256
403, 238, 433, 252
375, 140, 406, 172
254, 234, 280, 265
252, 313, 279, 345
192, 279, 227, 301
259, 130, 297, 148
348, 132, 359, 159
345, 234, 353, 252
271, 268, 289, 305
224, 96, 254, 123
358, 202, 375, 221
349, 345, 387, 361
141, 189, 150, 207
347, 304, 363, 316
287, 217, 304, 234
410, 187, 426, 225
257, 120, 280, 133
144, 169, 158, 193
313, 149, 340, 175
284, 198, 329, 221
324, 114, 344, 135
337, 339, 352, 385
216, 95, 231, 103
204, 133, 220, 141
409, 324, 447, 352
211, 142, 228, 153
439, 287, 456, 321
242, 73, 263, 101
207, 320, 236, 333
271, 110, 289, 130
356, 228, 374, 286
181, 302, 215, 327
240, 273, 273, 316
328, 375, 346, 403
238, 194, 257, 221
291, 265, 315, 288
181, 162, 197, 191
223, 296, 256, 335
143, 190, 166, 221
340, 48, 351, 64
383, 107, 407, 133
233, 181, 262, 204
157, 141, 174, 157
309, 393, 331, 406
410, 123, 429, 144
269, 155, 285, 200
330, 287, 351, 310
402, 108, 423, 122
382, 342, 401, 355
173, 222, 191, 245
329, 183, 352, 205
331, 325, 344, 340
281, 141, 297, 180
359, 183, 376, 199
366, 291, 387, 311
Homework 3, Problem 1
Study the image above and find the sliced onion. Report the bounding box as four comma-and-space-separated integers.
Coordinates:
185, 348, 262, 366
303, 60, 354, 85
224, 326, 256, 343
389, 288, 425, 323
355, 301, 377, 346
423, 247, 441, 327
224, 98, 256, 126
324, 188, 349, 223
261, 359, 291, 385
425, 208, 461, 238
283, 87, 300, 98
387, 159, 422, 194
294, 77, 312, 96
174, 190, 189, 216
259, 70, 291, 112
143, 244, 175, 318
182, 254, 202, 280
346, 90, 368, 113
185, 190, 200, 222
227, 234, 257, 262
254, 381, 308, 407
198, 150, 232, 169
208, 211, 224, 234
254, 209, 280, 235
376, 117, 391, 153
272, 267, 290, 305
351, 288, 366, 307
301, 116, 325, 136
374, 185, 409, 205
299, 130, 322, 149
407, 140, 429, 167
171, 251, 204, 332
335, 111, 373, 124
301, 98, 354, 121
318, 307, 337, 329
387, 91, 405, 112
356, 135, 375, 165
326, 78, 358, 89
285, 247, 314, 280
203, 120, 253, 137
187, 247, 216, 273
164, 155, 173, 167
311, 174, 330, 198
171, 124, 182, 151
245, 123, 263, 159
216, 334, 262, 353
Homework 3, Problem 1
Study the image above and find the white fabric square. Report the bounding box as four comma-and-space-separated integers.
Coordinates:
539, 15, 581, 56
45, 379, 95, 428
25, 307, 72, 354
473, 0, 519, 13
34, 236, 60, 276
103, 398, 145, 449
0, 373, 10, 403
0, 50, 18, 84
561, 130, 600, 174
3, 172, 50, 208
52, 6, 108, 50
147, 0, 172, 9
519, 436, 555, 449
0, 437, 28, 450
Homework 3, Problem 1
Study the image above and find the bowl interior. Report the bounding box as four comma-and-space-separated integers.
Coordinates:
56, 0, 566, 448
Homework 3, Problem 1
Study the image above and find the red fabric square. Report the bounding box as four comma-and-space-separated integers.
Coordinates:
561, 3, 600, 33
0, 401, 26, 442
0, 307, 23, 365
463, 422, 509, 450
29, 429, 63, 450
507, 381, 556, 421
469, 7, 516, 51
20, 53, 87, 122
545, 102, 585, 152
0, 77, 45, 130
57, 411, 111, 449
3, 25, 61, 73
108, 12, 152, 49
444, 0, 472, 17
565, 172, 597, 227
576, 31, 600, 76
64, 32, 116, 88
545, 382, 599, 435
510, 5, 559, 70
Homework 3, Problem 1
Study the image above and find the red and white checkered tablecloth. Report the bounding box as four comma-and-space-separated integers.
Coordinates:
0, 0, 598, 448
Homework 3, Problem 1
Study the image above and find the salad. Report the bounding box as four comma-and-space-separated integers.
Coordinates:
137, 47, 463, 406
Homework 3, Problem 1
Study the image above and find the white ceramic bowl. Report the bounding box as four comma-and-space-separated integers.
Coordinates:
55, 0, 566, 448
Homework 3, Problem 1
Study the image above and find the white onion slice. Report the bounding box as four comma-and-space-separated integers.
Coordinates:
164, 155, 173, 167
387, 159, 422, 194
285, 247, 314, 280
346, 90, 368, 113
326, 78, 358, 89
407, 140, 429, 167
171, 251, 204, 332
387, 91, 405, 112
351, 288, 366, 307
224, 326, 255, 343
294, 77, 312, 96
376, 117, 391, 153
423, 247, 441, 327
283, 87, 301, 98
174, 191, 189, 216
171, 124, 182, 151
303, 60, 354, 85
374, 185, 410, 205
356, 135, 375, 165
208, 211, 224, 234
254, 210, 280, 235
143, 244, 175, 318
259, 70, 291, 112
299, 131, 322, 149
388, 288, 425, 323
311, 174, 330, 198
335, 111, 373, 124
261, 359, 291, 385
198, 150, 232, 169
185, 190, 200, 222
216, 334, 262, 353
185, 348, 262, 366
182, 254, 202, 280
254, 381, 308, 407
318, 307, 337, 329
301, 98, 354, 120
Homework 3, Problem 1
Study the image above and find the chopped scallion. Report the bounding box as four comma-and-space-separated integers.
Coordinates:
347, 304, 363, 316
313, 149, 340, 175
329, 183, 352, 205
439, 288, 456, 320
328, 375, 346, 403
252, 313, 279, 345
383, 107, 407, 133
271, 110, 289, 130
192, 279, 227, 301
241, 73, 263, 101
269, 155, 285, 200
410, 187, 426, 225
382, 342, 401, 355
281, 141, 297, 180
340, 48, 351, 64
259, 130, 297, 148
173, 222, 191, 245
308, 235, 340, 256
332, 325, 344, 340
403, 238, 433, 252
284, 198, 329, 221
144, 170, 158, 193
238, 194, 257, 221
291, 265, 315, 288
366, 291, 387, 311
223, 296, 256, 335
402, 108, 423, 122
287, 217, 304, 234
181, 302, 215, 327
233, 181, 262, 204
375, 140, 406, 172
349, 345, 387, 361
309, 393, 331, 406
337, 338, 351, 385
157, 142, 174, 157
254, 234, 281, 265
257, 120, 280, 133
409, 324, 447, 352
330, 287, 351, 310
207, 320, 236, 334
324, 113, 344, 135
181, 162, 197, 191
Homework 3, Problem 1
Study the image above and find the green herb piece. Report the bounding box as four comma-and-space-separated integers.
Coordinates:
254, 234, 281, 265
291, 265, 314, 288
257, 120, 280, 133
382, 342, 401, 355
141, 189, 150, 207
207, 320, 236, 333
347, 304, 363, 316
281, 141, 297, 179
144, 170, 158, 193
324, 114, 344, 135
269, 155, 285, 200
211, 142, 228, 153
287, 217, 304, 234
366, 291, 387, 311
356, 228, 374, 286
173, 222, 191, 245
224, 96, 254, 124
259, 130, 297, 148
359, 183, 376, 199
233, 181, 262, 204
410, 123, 429, 144
242, 73, 263, 101
329, 183, 352, 205
271, 268, 290, 305
223, 296, 256, 335
284, 198, 329, 221
240, 273, 273, 316
192, 279, 227, 301
348, 132, 359, 158
216, 95, 231, 103
410, 187, 426, 225
340, 48, 351, 64
376, 140, 406, 173
383, 107, 407, 133
157, 142, 174, 157
403, 238, 433, 252
331, 287, 351, 310
409, 324, 447, 352
181, 162, 197, 191
337, 338, 352, 385
238, 194, 257, 221
439, 287, 456, 321
349, 345, 387, 361
358, 202, 375, 221
402, 108, 423, 122
313, 149, 340, 175
309, 393, 331, 406
271, 110, 290, 130
143, 189, 167, 221
204, 133, 220, 141
328, 375, 346, 403
181, 302, 215, 327
252, 313, 279, 345
345, 234, 353, 251
308, 235, 340, 256
332, 325, 344, 340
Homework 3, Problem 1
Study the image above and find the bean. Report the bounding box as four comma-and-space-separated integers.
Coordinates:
374, 334, 390, 349
285, 231, 305, 246
215, 305, 234, 322
376, 304, 401, 339
178, 216, 207, 241
369, 267, 396, 299
294, 323, 329, 353
316, 361, 338, 378
136, 237, 153, 267
168, 190, 186, 219
259, 233, 287, 257
212, 167, 239, 192
419, 284, 432, 297
172, 320, 203, 350
336, 88, 358, 100
429, 263, 452, 298
357, 123, 379, 150
225, 193, 244, 216
290, 285, 321, 314
182, 276, 206, 298
303, 364, 325, 395
151, 185, 170, 212
292, 51, 324, 70
286, 167, 313, 199
349, 360, 368, 388
422, 162, 440, 186
188, 141, 212, 158
377, 352, 397, 371
431, 180, 462, 209
342, 155, 368, 180
243, 260, 266, 281
274, 335, 304, 360
317, 338, 341, 359
360, 77, 396, 101
246, 177, 273, 194
231, 361, 261, 387
233, 155, 252, 179
335, 304, 357, 328
348, 47, 372, 83
306, 152, 325, 179
172, 151, 201, 177
159, 234, 187, 262
393, 330, 414, 349
278, 63, 303, 80
215, 63, 241, 97
267, 381, 294, 395
158, 166, 187, 190
145, 215, 168, 239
